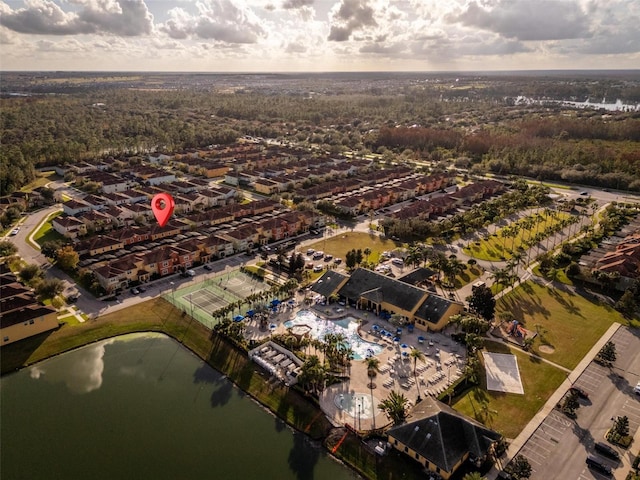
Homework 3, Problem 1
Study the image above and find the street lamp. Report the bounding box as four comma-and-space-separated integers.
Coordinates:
188, 293, 194, 318
169, 281, 175, 304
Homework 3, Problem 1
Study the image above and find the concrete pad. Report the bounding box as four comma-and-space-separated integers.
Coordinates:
482, 352, 524, 394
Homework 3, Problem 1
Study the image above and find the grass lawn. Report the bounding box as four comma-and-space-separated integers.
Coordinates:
31, 210, 63, 248
532, 265, 574, 286
464, 212, 570, 261
497, 281, 626, 369
20, 171, 60, 192
0, 297, 333, 440
452, 340, 567, 439
454, 265, 483, 289
526, 180, 574, 190
305, 231, 400, 264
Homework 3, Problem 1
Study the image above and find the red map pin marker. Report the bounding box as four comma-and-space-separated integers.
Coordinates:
151, 193, 175, 227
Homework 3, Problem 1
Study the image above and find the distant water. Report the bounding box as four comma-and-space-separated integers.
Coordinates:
513, 95, 639, 111
0, 333, 358, 480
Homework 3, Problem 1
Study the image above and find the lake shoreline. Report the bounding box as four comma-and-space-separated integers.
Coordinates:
0, 297, 376, 479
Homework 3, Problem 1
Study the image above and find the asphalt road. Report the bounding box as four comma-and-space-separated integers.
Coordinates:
518, 326, 640, 480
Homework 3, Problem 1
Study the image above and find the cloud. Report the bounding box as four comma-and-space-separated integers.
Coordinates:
160, 0, 265, 44
359, 42, 405, 55
0, 0, 153, 36
328, 0, 377, 42
0, 25, 16, 43
452, 0, 590, 41
76, 0, 153, 36
282, 0, 313, 8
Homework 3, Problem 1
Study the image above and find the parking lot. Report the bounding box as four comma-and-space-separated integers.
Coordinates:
516, 326, 640, 480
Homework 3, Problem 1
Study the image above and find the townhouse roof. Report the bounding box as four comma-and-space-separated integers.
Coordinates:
53, 215, 85, 228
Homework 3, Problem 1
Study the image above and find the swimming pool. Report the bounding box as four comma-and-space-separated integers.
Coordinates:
284, 310, 383, 360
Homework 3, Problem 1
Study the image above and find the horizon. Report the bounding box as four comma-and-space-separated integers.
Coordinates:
1, 0, 638, 72
3, 69, 640, 75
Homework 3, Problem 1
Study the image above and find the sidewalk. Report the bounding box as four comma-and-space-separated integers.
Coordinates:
486, 322, 622, 479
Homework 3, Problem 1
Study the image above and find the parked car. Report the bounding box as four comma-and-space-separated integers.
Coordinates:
333, 258, 342, 264
594, 442, 619, 459
324, 254, 333, 261
130, 288, 140, 295
306, 248, 315, 255
137, 286, 146, 293
634, 382, 640, 395
313, 264, 323, 272
570, 386, 589, 399
67, 295, 78, 304
586, 455, 612, 475
203, 264, 213, 271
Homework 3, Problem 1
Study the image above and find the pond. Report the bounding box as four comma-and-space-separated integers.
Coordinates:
0, 333, 358, 480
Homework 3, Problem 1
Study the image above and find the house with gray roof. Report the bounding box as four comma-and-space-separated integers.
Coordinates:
387, 397, 501, 479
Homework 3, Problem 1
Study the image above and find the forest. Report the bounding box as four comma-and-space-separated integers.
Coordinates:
1, 72, 639, 194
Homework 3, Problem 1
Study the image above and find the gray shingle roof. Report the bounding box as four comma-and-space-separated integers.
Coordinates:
338, 268, 427, 312
414, 295, 455, 325
311, 271, 349, 298
387, 397, 501, 474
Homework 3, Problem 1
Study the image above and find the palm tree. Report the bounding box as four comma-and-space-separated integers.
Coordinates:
378, 390, 409, 425
409, 348, 425, 401
298, 355, 327, 396
363, 247, 372, 264
462, 472, 486, 480
365, 357, 380, 386
445, 257, 466, 288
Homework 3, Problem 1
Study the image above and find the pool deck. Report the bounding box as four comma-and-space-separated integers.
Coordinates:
243, 295, 467, 433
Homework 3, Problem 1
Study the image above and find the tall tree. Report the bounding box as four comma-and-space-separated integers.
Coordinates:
467, 284, 496, 321
378, 391, 409, 425
409, 348, 425, 401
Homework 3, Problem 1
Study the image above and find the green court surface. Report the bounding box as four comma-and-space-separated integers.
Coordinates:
163, 270, 270, 329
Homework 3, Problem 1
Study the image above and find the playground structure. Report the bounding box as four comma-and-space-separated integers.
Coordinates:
497, 319, 537, 347
508, 320, 527, 338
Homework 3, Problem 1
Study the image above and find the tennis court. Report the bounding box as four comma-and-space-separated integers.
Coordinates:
163, 269, 271, 329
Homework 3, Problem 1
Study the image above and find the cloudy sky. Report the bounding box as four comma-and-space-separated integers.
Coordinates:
1, 0, 638, 71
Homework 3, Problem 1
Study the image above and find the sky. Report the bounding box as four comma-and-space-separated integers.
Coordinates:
0, 0, 639, 72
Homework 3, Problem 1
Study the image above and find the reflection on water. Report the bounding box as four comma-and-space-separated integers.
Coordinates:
29, 339, 115, 394
1, 333, 358, 480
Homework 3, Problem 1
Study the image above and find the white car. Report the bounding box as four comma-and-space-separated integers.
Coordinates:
10, 228, 19, 236
634, 382, 640, 395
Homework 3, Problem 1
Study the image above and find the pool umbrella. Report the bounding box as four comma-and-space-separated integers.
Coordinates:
402, 351, 409, 357
372, 325, 379, 330
271, 299, 281, 306
401, 343, 408, 349
233, 315, 244, 322
246, 310, 255, 317
386, 332, 393, 337
269, 323, 277, 330
417, 336, 425, 342
393, 336, 400, 342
